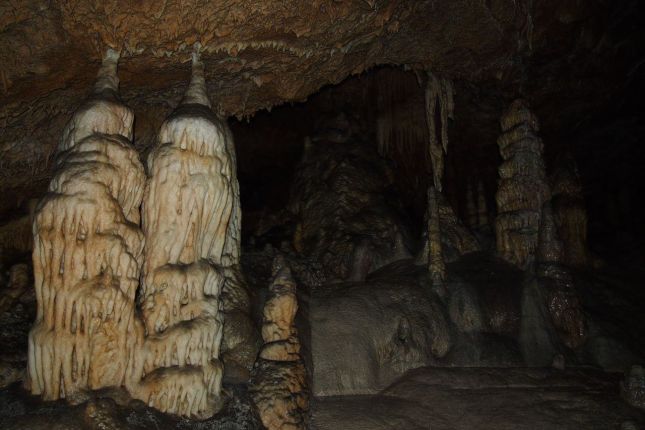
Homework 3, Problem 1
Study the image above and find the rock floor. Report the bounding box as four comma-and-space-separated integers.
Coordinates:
311, 367, 645, 430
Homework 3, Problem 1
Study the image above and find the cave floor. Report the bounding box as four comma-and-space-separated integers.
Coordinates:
311, 367, 645, 430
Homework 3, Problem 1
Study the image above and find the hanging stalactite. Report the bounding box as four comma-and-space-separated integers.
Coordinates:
424, 70, 454, 192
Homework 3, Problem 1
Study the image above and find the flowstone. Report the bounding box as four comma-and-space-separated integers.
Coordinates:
136, 51, 240, 417
27, 49, 146, 400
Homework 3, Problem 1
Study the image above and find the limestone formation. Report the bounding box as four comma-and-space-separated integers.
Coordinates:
289, 120, 411, 282
551, 162, 590, 267
417, 190, 480, 266
137, 50, 237, 417
426, 186, 446, 285
250, 256, 308, 430
0, 264, 30, 312
466, 181, 489, 229
621, 365, 645, 410
536, 204, 587, 350
27, 49, 146, 400
424, 71, 454, 193
422, 72, 455, 283
495, 99, 550, 269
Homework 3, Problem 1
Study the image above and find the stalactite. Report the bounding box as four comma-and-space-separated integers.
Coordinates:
135, 49, 235, 418
424, 71, 454, 192
27, 49, 146, 401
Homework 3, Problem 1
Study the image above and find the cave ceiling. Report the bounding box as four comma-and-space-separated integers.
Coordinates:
0, 0, 641, 220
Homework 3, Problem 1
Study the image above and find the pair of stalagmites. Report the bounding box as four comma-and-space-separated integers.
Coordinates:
27, 48, 247, 418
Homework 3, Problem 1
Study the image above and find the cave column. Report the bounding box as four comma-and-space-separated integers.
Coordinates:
423, 71, 454, 285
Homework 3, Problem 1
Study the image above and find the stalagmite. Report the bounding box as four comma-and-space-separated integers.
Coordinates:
417, 190, 480, 266
550, 163, 590, 267
27, 49, 146, 400
250, 255, 308, 430
136, 49, 237, 418
536, 203, 587, 350
495, 99, 550, 269
427, 187, 446, 285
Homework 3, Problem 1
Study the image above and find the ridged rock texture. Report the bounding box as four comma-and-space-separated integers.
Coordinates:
136, 51, 238, 418
27, 49, 146, 400
417, 190, 480, 267
550, 162, 590, 268
289, 116, 411, 282
250, 255, 308, 430
495, 99, 550, 269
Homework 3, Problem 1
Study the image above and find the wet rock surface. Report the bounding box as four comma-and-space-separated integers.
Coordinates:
311, 367, 645, 430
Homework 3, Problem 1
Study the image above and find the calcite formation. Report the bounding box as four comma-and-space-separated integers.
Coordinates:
466, 181, 489, 229
551, 163, 590, 267
250, 255, 308, 430
426, 186, 447, 286
0, 263, 30, 312
495, 99, 550, 269
621, 365, 645, 410
289, 118, 411, 281
137, 50, 238, 417
418, 190, 480, 267
422, 72, 455, 283
27, 49, 146, 400
536, 204, 587, 350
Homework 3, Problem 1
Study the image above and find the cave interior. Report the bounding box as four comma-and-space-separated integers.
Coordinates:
0, 1, 644, 429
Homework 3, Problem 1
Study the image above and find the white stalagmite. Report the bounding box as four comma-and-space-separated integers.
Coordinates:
27, 49, 146, 400
135, 49, 240, 418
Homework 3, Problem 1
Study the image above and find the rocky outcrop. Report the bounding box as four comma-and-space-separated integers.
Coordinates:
495, 99, 550, 269
621, 365, 645, 410
27, 49, 146, 400
289, 118, 411, 282
250, 255, 308, 430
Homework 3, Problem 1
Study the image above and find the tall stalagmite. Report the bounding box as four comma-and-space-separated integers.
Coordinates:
495, 99, 550, 269
250, 255, 308, 430
27, 49, 146, 400
136, 50, 240, 417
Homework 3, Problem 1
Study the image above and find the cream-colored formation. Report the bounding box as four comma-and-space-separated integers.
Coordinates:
250, 255, 308, 430
26, 48, 247, 419
135, 51, 239, 417
495, 99, 550, 269
27, 49, 146, 400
